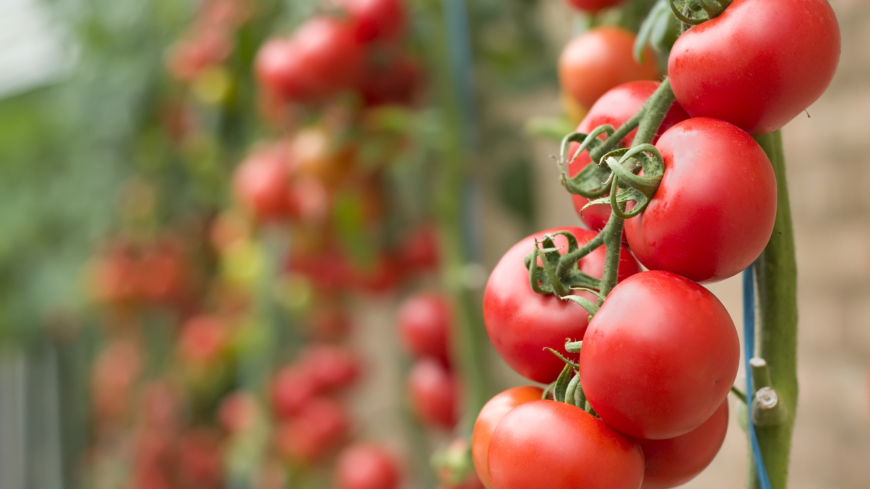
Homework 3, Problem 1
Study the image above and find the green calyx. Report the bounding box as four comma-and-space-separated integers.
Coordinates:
526, 232, 603, 297
580, 144, 665, 219
667, 0, 732, 26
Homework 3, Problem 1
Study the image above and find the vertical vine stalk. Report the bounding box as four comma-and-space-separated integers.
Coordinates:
750, 130, 798, 489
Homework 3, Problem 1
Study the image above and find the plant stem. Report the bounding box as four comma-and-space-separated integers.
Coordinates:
598, 80, 675, 298
749, 130, 797, 489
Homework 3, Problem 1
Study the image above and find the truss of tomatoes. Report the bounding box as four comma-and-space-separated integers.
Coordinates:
476, 0, 839, 488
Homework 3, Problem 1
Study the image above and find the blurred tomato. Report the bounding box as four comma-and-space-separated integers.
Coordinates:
336, 444, 401, 489
359, 54, 422, 107
178, 315, 227, 366
398, 224, 439, 273
233, 144, 293, 222
219, 391, 258, 434
275, 397, 351, 464
177, 429, 224, 489
397, 293, 451, 364
299, 344, 362, 392
408, 359, 459, 430
271, 365, 318, 419
337, 0, 406, 44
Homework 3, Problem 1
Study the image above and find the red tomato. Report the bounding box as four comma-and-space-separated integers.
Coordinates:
408, 359, 459, 430
336, 444, 401, 489
351, 254, 403, 295
471, 386, 543, 488
559, 27, 658, 110
177, 315, 226, 365
275, 397, 351, 464
669, 0, 839, 135
218, 391, 257, 434
580, 271, 739, 439
255, 17, 363, 103
298, 344, 362, 391
177, 429, 224, 489
337, 0, 406, 44
358, 53, 422, 107
482, 227, 640, 383
563, 0, 624, 13
624, 118, 777, 283
271, 365, 318, 419
568, 81, 689, 231
233, 145, 292, 222
309, 303, 352, 341
398, 293, 452, 363
398, 224, 440, 273
636, 400, 729, 489
488, 400, 645, 489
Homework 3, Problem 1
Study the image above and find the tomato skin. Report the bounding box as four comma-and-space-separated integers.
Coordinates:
255, 18, 363, 103
337, 0, 406, 44
398, 293, 452, 364
298, 345, 362, 392
624, 118, 777, 283
579, 271, 739, 440
471, 386, 543, 488
233, 146, 291, 222
568, 81, 689, 230
336, 444, 401, 489
488, 400, 645, 489
563, 0, 624, 13
669, 0, 840, 135
408, 359, 459, 430
636, 400, 729, 489
483, 227, 640, 383
559, 27, 658, 110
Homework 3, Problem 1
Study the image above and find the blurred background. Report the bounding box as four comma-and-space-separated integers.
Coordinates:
0, 0, 867, 488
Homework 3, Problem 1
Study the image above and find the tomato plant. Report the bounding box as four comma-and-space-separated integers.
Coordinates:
483, 227, 639, 383
579, 271, 739, 439
408, 358, 459, 430
471, 386, 543, 488
635, 400, 729, 489
335, 444, 401, 489
669, 0, 840, 135
568, 81, 689, 230
624, 117, 777, 283
487, 400, 645, 489
559, 27, 658, 110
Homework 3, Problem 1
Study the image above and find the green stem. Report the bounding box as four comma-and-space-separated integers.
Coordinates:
598, 80, 675, 299
749, 131, 797, 489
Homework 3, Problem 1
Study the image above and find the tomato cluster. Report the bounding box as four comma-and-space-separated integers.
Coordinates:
475, 1, 840, 488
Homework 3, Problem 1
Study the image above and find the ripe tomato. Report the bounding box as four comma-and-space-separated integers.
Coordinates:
408, 359, 459, 430
233, 145, 291, 222
471, 386, 543, 488
483, 227, 639, 383
488, 400, 644, 489
559, 27, 658, 110
358, 53, 422, 107
563, 0, 624, 13
177, 429, 224, 489
298, 344, 362, 391
255, 17, 363, 103
336, 444, 401, 489
398, 224, 439, 273
669, 0, 840, 135
624, 118, 777, 283
177, 315, 227, 365
336, 0, 406, 44
218, 391, 257, 434
579, 271, 739, 439
275, 397, 351, 464
398, 293, 452, 364
271, 365, 318, 419
568, 81, 689, 230
636, 400, 729, 489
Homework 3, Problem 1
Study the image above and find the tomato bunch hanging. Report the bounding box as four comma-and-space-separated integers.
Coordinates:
475, 0, 839, 487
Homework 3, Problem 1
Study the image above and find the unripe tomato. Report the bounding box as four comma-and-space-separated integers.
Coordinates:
488, 401, 645, 489
336, 0, 406, 44
471, 386, 543, 488
483, 227, 640, 383
408, 359, 459, 430
624, 118, 777, 283
636, 400, 729, 489
398, 293, 452, 364
336, 444, 401, 489
580, 271, 739, 439
563, 0, 624, 13
669, 0, 840, 135
559, 27, 658, 110
568, 81, 689, 231
233, 145, 292, 222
